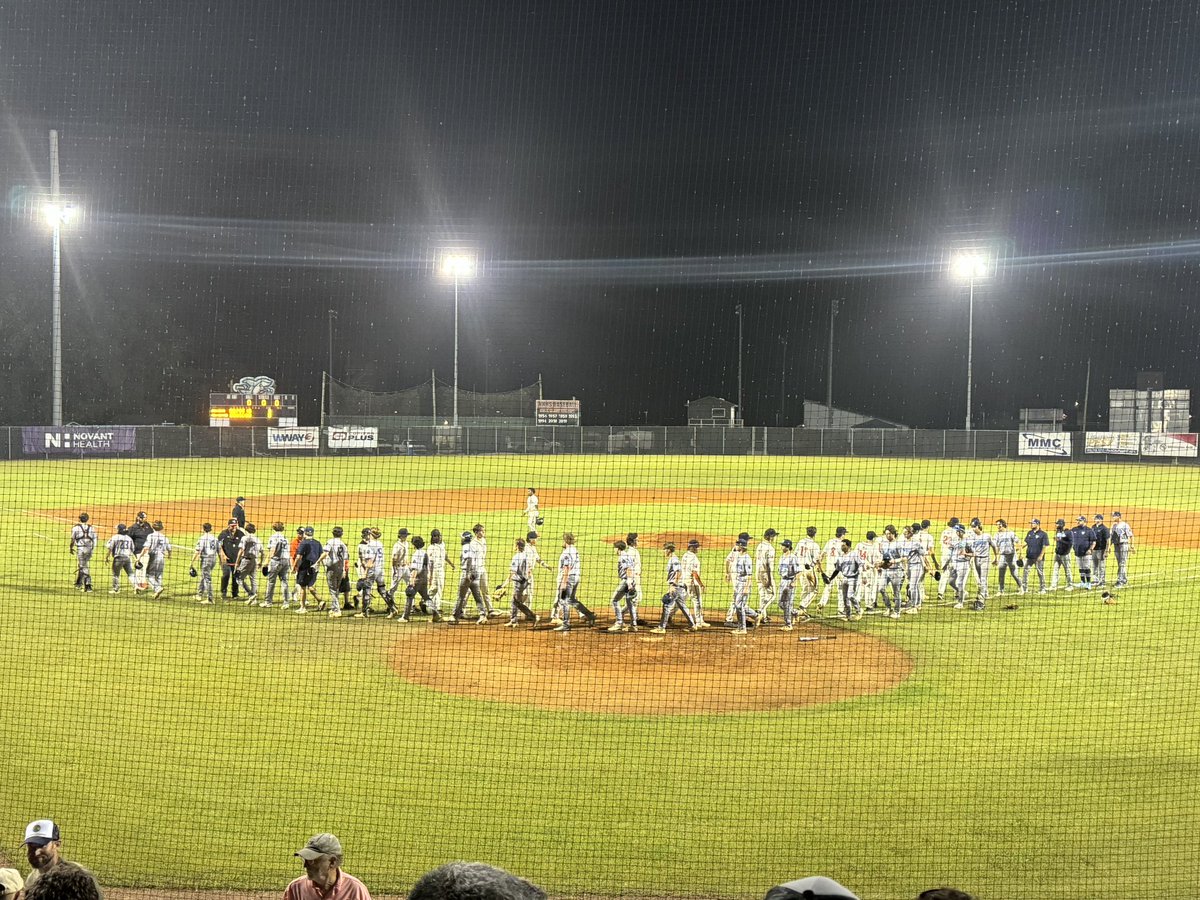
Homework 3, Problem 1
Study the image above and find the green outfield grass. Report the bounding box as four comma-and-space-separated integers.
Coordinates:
0, 455, 1198, 899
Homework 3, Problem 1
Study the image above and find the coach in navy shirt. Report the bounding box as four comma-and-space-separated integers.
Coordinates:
1022, 518, 1050, 593
1069, 515, 1097, 589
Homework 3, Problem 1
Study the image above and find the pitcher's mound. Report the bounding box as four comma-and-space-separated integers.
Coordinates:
390, 623, 912, 715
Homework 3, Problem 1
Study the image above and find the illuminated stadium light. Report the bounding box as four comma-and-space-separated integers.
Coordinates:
950, 250, 990, 281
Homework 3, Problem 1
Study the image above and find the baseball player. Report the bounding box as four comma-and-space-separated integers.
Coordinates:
823, 537, 862, 620
625, 533, 643, 627
263, 521, 291, 608
234, 523, 262, 603
471, 524, 500, 617
937, 518, 961, 600
552, 532, 596, 632
317, 526, 350, 617
453, 531, 488, 624
525, 488, 541, 532
817, 526, 848, 613
795, 526, 822, 619
1110, 511, 1134, 587
191, 523, 219, 603
1022, 519, 1050, 594
681, 538, 710, 627
140, 520, 172, 600
499, 538, 539, 627
898, 524, 932, 617
993, 519, 1023, 595
427, 529, 454, 615
776, 538, 801, 630
606, 540, 640, 632
389, 528, 412, 607
1091, 514, 1110, 587
1050, 519, 1074, 591
966, 519, 993, 610
914, 519, 937, 604
398, 536, 441, 623
755, 529, 778, 622
520, 530, 553, 622
1069, 515, 1096, 590
856, 530, 882, 612
105, 523, 136, 593
948, 524, 972, 608
877, 526, 905, 616
70, 512, 97, 592
218, 519, 245, 600
291, 527, 322, 612
650, 542, 697, 633
729, 538, 755, 634
128, 512, 153, 591
355, 529, 382, 617
724, 532, 751, 622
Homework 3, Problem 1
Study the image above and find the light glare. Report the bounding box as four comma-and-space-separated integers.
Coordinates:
43, 202, 79, 227
950, 251, 989, 280
440, 252, 477, 280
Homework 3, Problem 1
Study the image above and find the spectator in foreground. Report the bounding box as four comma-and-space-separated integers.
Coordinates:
916, 890, 976, 900
764, 876, 860, 900
22, 821, 67, 893
23, 862, 101, 900
408, 863, 546, 900
0, 868, 24, 899
285, 833, 371, 899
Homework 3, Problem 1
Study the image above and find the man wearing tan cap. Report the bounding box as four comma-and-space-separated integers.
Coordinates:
284, 833, 371, 899
0, 867, 23, 899
21, 820, 65, 894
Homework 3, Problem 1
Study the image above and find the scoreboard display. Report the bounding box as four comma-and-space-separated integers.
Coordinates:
536, 399, 581, 426
209, 393, 298, 427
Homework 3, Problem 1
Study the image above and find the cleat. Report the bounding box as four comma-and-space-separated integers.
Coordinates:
1039, 589, 1048, 595
352, 612, 367, 618
549, 617, 562, 626
552, 623, 570, 632
530, 615, 540, 628
649, 626, 667, 634
110, 589, 121, 594
476, 615, 488, 625
903, 607, 919, 615
488, 609, 504, 618
852, 613, 863, 621
697, 620, 711, 628
329, 610, 342, 618
259, 601, 272, 608
782, 624, 794, 631
385, 611, 396, 620
505, 620, 520, 628
153, 589, 165, 600
731, 627, 748, 635
953, 602, 964, 609
585, 614, 598, 627
199, 598, 213, 604
244, 597, 256, 605
282, 602, 291, 610
606, 623, 626, 633
295, 606, 308, 614
889, 611, 901, 619
396, 617, 410, 624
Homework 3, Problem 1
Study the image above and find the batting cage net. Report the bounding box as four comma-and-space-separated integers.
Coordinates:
3, 3, 1200, 900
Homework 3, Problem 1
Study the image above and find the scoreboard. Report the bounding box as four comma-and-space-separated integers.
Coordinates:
536, 399, 581, 426
209, 393, 298, 427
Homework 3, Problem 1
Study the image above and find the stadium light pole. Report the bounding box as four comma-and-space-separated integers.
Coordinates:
439, 251, 477, 427
44, 129, 79, 427
950, 251, 990, 431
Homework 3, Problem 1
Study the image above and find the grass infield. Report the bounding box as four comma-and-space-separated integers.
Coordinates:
0, 455, 1197, 899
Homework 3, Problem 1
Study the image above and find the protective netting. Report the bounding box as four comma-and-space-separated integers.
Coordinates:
329, 375, 541, 426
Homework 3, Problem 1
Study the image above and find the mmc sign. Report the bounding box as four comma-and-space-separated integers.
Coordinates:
1018, 432, 1072, 458
23, 426, 137, 455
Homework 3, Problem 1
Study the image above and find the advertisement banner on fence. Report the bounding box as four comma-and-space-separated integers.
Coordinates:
1140, 432, 1198, 457
267, 427, 319, 449
1084, 432, 1140, 456
1018, 432, 1072, 457
326, 426, 378, 449
22, 426, 137, 455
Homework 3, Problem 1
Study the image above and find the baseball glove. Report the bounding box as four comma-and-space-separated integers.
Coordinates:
932, 570, 941, 581
135, 561, 144, 570
1016, 558, 1025, 568
535, 516, 545, 526
405, 585, 418, 599
261, 565, 269, 577
189, 566, 197, 578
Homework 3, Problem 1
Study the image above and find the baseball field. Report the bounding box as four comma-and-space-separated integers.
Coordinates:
0, 454, 1197, 899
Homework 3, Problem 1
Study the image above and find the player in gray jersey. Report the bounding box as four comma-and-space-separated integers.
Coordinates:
398, 536, 442, 623
823, 538, 862, 620
948, 526, 972, 608
389, 528, 412, 605
106, 524, 136, 593
191, 523, 219, 602
499, 538, 539, 627
234, 523, 262, 602
795, 527, 822, 619
992, 519, 1023, 595
1110, 512, 1134, 587
70, 513, 97, 592
553, 533, 596, 632
877, 526, 905, 616
140, 520, 172, 599
968, 519, 994, 609
650, 543, 697, 633
471, 524, 500, 617
454, 531, 489, 623
606, 540, 640, 632
427, 529, 454, 615
775, 539, 801, 630
681, 539, 710, 627
263, 522, 292, 608
317, 527, 350, 617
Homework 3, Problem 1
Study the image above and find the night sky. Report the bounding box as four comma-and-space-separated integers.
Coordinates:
3, 1, 1200, 427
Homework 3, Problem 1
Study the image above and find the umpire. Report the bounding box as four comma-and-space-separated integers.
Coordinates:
219, 518, 244, 599
232, 496, 246, 529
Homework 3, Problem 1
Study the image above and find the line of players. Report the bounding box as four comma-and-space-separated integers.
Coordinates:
66, 511, 1136, 630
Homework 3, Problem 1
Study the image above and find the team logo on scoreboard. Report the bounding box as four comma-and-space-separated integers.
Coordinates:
232, 375, 277, 397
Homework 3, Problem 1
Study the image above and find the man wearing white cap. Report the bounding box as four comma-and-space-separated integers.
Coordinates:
764, 874, 860, 900
0, 867, 23, 899
22, 820, 65, 894
285, 833, 372, 899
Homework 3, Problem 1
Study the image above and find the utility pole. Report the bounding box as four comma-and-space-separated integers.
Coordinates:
1082, 357, 1091, 432
736, 304, 744, 422
49, 130, 63, 426
826, 298, 839, 428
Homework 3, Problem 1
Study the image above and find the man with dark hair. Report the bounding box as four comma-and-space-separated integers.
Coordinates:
231, 496, 246, 529
285, 833, 371, 900
23, 862, 101, 900
126, 512, 153, 592
915, 889, 975, 900
105, 524, 135, 594
408, 862, 544, 900
293, 527, 323, 613
218, 519, 244, 600
22, 820, 67, 895
191, 523, 219, 603
69, 513, 96, 592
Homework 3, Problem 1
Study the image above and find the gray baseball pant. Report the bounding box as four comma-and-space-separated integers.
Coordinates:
659, 586, 695, 629
198, 556, 217, 598
1092, 548, 1108, 585
1051, 554, 1073, 589
266, 559, 290, 603
1022, 558, 1045, 591
76, 547, 94, 588
111, 556, 134, 591
145, 553, 166, 592
611, 582, 638, 626
997, 552, 1021, 591
1113, 545, 1130, 585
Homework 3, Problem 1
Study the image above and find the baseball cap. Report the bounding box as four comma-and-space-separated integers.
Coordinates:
461, 531, 473, 543
781, 539, 793, 549
921, 519, 931, 528
236, 496, 245, 502
835, 526, 847, 537
767, 875, 860, 900
948, 517, 960, 527
117, 523, 127, 533
1113, 511, 1123, 517
1094, 514, 1105, 521
1076, 515, 1087, 522
397, 528, 409, 537
1031, 518, 1040, 525
865, 530, 877, 540
304, 527, 314, 535
764, 528, 778, 538
1056, 518, 1066, 527
687, 539, 700, 548
295, 832, 342, 860
526, 531, 539, 540
24, 819, 60, 847
969, 517, 982, 528
737, 531, 751, 542
954, 524, 966, 533
297, 526, 305, 534
0, 869, 24, 897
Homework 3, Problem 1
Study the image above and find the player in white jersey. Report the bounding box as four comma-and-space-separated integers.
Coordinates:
191, 523, 219, 602
552, 532, 595, 632
729, 540, 755, 633
856, 531, 883, 612
651, 542, 697, 632
898, 525, 932, 616
795, 527, 822, 619
262, 522, 291, 608
140, 520, 172, 599
948, 525, 972, 608
525, 488, 541, 532
106, 523, 137, 593
755, 529, 778, 622
522, 530, 553, 621
70, 512, 97, 592
724, 531, 751, 622
992, 519, 1023, 595
776, 539, 801, 629
234, 523, 262, 602
453, 531, 488, 623
498, 538, 539, 627
1110, 511, 1134, 587
937, 518, 961, 599
356, 529, 385, 617
399, 535, 441, 623
966, 519, 994, 609
606, 540, 640, 632
427, 529, 453, 615
317, 526, 350, 617
625, 533, 643, 627
389, 528, 412, 607
817, 526, 848, 613
913, 520, 936, 607
681, 539, 710, 627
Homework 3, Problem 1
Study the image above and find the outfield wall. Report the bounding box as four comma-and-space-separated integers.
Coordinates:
5, 424, 1199, 464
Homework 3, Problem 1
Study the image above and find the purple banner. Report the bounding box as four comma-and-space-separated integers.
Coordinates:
22, 426, 137, 455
